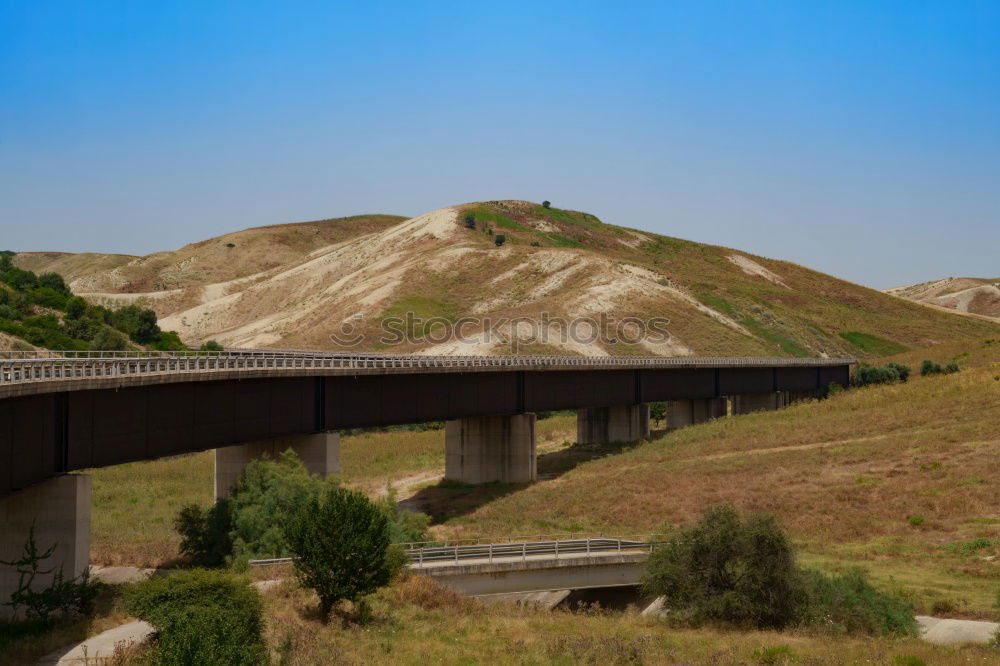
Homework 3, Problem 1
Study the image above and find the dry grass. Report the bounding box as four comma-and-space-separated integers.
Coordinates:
256, 575, 999, 665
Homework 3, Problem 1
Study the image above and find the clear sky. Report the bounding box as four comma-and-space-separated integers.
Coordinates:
2, 1, 997, 289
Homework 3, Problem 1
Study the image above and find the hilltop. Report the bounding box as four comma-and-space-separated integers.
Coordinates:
886, 277, 1000, 320
15, 201, 999, 357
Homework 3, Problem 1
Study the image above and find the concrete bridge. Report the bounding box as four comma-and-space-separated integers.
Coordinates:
0, 349, 852, 612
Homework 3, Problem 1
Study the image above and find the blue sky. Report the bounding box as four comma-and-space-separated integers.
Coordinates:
1, 1, 997, 288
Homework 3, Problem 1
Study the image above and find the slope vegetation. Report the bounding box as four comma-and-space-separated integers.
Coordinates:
18, 201, 999, 357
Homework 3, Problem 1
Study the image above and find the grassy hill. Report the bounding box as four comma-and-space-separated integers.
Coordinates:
14, 201, 999, 356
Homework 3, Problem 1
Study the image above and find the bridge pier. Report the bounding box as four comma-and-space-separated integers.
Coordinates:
214, 431, 340, 499
732, 392, 783, 414
1, 475, 91, 619
576, 405, 650, 444
666, 398, 728, 430
445, 414, 536, 484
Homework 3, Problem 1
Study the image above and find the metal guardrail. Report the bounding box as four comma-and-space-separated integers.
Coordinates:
248, 534, 667, 568
0, 348, 855, 387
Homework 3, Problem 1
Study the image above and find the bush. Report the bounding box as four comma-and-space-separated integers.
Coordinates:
494, 234, 506, 247
851, 363, 907, 387
284, 485, 395, 616
542, 200, 551, 208
123, 569, 267, 666
641, 505, 801, 629
920, 360, 959, 376
199, 340, 224, 352
90, 327, 129, 351
796, 568, 917, 636
175, 500, 233, 568
642, 506, 916, 636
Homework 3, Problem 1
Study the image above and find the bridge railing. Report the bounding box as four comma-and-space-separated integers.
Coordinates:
0, 348, 855, 387
247, 534, 671, 568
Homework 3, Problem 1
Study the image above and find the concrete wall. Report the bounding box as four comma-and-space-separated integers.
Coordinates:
445, 414, 536, 484
1, 475, 91, 619
732, 393, 781, 414
576, 405, 650, 444
215, 431, 340, 499
666, 398, 727, 429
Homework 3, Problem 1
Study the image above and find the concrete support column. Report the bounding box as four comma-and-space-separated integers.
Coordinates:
666, 398, 727, 430
732, 393, 780, 414
576, 404, 650, 444
445, 414, 536, 484
1, 475, 91, 619
215, 431, 340, 499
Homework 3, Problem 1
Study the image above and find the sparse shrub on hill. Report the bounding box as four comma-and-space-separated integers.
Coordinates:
542, 200, 551, 208
284, 485, 396, 618
642, 505, 802, 629
920, 360, 960, 376
123, 568, 267, 666
851, 362, 910, 387
494, 234, 506, 247
796, 568, 917, 636
199, 340, 224, 352
642, 505, 916, 635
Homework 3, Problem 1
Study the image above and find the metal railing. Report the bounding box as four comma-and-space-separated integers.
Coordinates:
248, 534, 668, 568
0, 348, 855, 388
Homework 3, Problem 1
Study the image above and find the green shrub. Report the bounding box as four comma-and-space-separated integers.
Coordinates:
199, 340, 224, 352
494, 234, 506, 247
89, 327, 129, 351
542, 200, 551, 208
752, 644, 793, 665
944, 362, 959, 374
907, 515, 925, 527
175, 500, 233, 568
284, 485, 395, 616
921, 359, 943, 376
796, 568, 917, 636
123, 569, 267, 666
825, 382, 845, 396
851, 363, 907, 387
641, 505, 801, 629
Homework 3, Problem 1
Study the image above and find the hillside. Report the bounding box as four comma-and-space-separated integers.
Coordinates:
17, 201, 999, 357
886, 277, 1000, 320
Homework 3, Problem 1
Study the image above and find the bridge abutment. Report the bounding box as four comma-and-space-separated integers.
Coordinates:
576, 405, 650, 444
1, 475, 91, 619
445, 414, 536, 484
214, 431, 340, 499
666, 398, 728, 429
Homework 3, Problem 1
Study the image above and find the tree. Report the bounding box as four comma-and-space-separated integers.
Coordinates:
463, 214, 476, 230
90, 327, 129, 351
65, 296, 88, 320
283, 485, 394, 617
38, 272, 70, 296
542, 200, 551, 208
648, 401, 666, 426
200, 340, 224, 352
494, 234, 506, 247
642, 505, 801, 629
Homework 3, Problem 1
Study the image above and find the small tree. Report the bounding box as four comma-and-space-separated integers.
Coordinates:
642, 505, 801, 629
648, 401, 666, 427
463, 214, 476, 230
199, 340, 224, 352
284, 485, 394, 617
921, 360, 942, 376
542, 200, 551, 208
494, 234, 506, 247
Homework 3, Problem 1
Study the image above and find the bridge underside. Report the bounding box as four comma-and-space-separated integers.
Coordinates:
1, 365, 848, 498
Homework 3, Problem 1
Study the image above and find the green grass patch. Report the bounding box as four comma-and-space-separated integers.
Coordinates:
465, 207, 526, 231
537, 233, 584, 248
379, 296, 459, 338
742, 318, 811, 357
839, 331, 909, 356
533, 205, 603, 229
